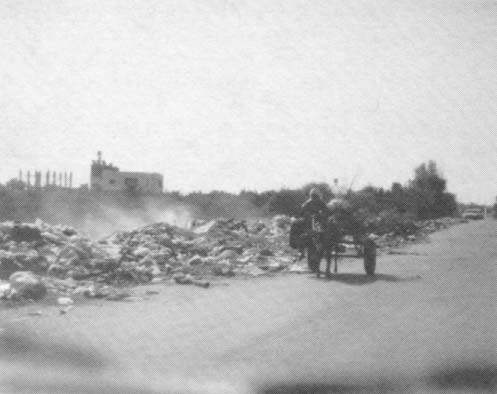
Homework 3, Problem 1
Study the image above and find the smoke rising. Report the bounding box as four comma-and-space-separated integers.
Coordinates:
34, 191, 197, 239
80, 202, 195, 239
0, 189, 264, 238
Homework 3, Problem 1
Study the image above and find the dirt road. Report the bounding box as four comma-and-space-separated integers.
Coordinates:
1, 219, 496, 393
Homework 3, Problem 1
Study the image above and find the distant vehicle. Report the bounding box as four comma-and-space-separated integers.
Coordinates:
462, 207, 485, 220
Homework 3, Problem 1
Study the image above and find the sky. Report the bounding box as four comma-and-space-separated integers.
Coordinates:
0, 0, 495, 204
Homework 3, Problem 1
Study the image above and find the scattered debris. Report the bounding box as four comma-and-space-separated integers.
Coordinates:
286, 263, 311, 274
59, 306, 73, 315
192, 279, 210, 288
57, 297, 74, 306
174, 273, 193, 285
369, 217, 466, 251
27, 310, 43, 316
0, 281, 10, 299
9, 271, 47, 300
105, 291, 132, 301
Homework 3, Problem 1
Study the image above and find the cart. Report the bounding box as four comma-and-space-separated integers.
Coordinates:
291, 214, 377, 277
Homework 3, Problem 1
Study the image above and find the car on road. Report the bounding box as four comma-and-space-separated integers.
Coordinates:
462, 207, 485, 220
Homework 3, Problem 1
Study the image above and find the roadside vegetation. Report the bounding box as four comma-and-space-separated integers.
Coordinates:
0, 161, 458, 236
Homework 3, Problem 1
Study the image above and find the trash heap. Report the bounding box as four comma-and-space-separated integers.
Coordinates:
98, 217, 298, 282
0, 217, 300, 301
368, 216, 466, 249
0, 215, 465, 302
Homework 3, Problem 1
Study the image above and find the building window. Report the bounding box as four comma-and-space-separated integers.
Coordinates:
124, 177, 138, 192
109, 179, 116, 185
124, 178, 138, 186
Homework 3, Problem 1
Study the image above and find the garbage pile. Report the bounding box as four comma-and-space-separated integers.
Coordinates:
369, 216, 466, 249
97, 217, 298, 282
418, 217, 467, 232
0, 217, 299, 301
0, 215, 465, 302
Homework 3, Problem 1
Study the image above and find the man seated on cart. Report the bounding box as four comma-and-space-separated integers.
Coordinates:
299, 189, 331, 272
301, 188, 330, 228
289, 189, 328, 262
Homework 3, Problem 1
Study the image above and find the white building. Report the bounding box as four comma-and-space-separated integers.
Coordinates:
90, 152, 163, 193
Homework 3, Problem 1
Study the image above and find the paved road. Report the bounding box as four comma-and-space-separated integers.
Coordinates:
1, 219, 496, 393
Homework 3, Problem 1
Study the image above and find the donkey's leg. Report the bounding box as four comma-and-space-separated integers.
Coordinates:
325, 245, 332, 278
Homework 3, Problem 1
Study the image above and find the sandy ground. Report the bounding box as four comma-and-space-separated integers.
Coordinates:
1, 218, 496, 393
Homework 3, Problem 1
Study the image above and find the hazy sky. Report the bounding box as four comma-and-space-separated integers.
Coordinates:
0, 0, 495, 203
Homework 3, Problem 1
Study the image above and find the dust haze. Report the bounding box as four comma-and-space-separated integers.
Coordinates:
24, 190, 263, 239
34, 192, 198, 239
79, 202, 195, 239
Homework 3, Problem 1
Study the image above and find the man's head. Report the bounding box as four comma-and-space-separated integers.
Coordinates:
309, 188, 321, 200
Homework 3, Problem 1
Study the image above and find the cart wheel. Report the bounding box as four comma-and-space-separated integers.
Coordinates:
363, 239, 376, 276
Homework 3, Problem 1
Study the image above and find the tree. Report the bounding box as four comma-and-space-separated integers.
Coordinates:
408, 161, 457, 218
267, 189, 306, 216
5, 178, 26, 191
